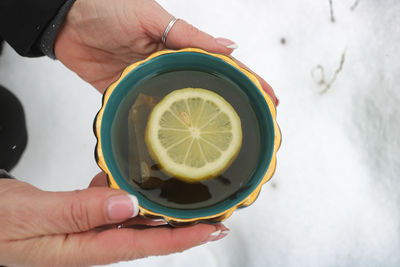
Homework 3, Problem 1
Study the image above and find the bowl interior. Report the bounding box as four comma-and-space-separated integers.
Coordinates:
100, 51, 275, 219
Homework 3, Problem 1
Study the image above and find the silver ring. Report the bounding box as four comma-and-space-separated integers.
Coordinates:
162, 17, 178, 44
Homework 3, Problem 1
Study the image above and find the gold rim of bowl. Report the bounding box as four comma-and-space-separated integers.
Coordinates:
94, 48, 282, 226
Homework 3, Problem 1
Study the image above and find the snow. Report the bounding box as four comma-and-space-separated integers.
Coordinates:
1, 0, 399, 266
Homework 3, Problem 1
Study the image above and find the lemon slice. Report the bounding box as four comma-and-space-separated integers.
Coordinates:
145, 88, 242, 182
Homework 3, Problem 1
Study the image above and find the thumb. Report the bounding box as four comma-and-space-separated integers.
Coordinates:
32, 187, 139, 235
165, 18, 238, 54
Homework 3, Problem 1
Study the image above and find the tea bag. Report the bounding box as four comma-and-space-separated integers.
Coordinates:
128, 93, 159, 186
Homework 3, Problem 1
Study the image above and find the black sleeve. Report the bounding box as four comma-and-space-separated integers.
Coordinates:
0, 0, 67, 57
0, 169, 14, 179
38, 0, 76, 59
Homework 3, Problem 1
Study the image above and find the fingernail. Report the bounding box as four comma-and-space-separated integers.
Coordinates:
207, 227, 230, 242
106, 194, 139, 221
217, 224, 230, 239
207, 230, 222, 242
216, 37, 238, 49
221, 228, 230, 236
276, 97, 279, 106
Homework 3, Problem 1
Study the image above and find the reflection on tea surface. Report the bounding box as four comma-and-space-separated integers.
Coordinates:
112, 70, 260, 209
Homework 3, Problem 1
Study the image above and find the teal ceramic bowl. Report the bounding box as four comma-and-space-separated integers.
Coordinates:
95, 48, 281, 226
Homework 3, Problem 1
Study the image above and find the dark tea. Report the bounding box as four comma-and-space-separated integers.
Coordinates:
112, 70, 261, 210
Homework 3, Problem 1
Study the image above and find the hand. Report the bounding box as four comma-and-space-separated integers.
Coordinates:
55, 0, 234, 93
0, 174, 228, 267
54, 0, 278, 105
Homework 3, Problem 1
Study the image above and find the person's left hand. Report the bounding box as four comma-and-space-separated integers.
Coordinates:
54, 0, 278, 105
55, 0, 235, 93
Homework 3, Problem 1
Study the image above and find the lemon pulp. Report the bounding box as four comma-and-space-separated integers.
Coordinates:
145, 88, 242, 182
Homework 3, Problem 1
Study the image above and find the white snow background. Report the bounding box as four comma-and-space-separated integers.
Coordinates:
0, 0, 399, 266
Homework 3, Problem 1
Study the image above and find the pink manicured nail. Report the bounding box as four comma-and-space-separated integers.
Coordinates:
216, 37, 238, 49
207, 230, 222, 242
207, 226, 230, 242
220, 228, 230, 237
106, 194, 139, 221
217, 224, 230, 240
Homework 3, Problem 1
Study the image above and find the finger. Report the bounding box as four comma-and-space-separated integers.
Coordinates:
165, 19, 237, 55
88, 173, 166, 227
66, 223, 229, 265
89, 172, 108, 187
256, 74, 279, 106
21, 186, 140, 236
232, 57, 279, 106
138, 2, 236, 55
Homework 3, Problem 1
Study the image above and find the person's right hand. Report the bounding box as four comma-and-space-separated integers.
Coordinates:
0, 174, 229, 267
